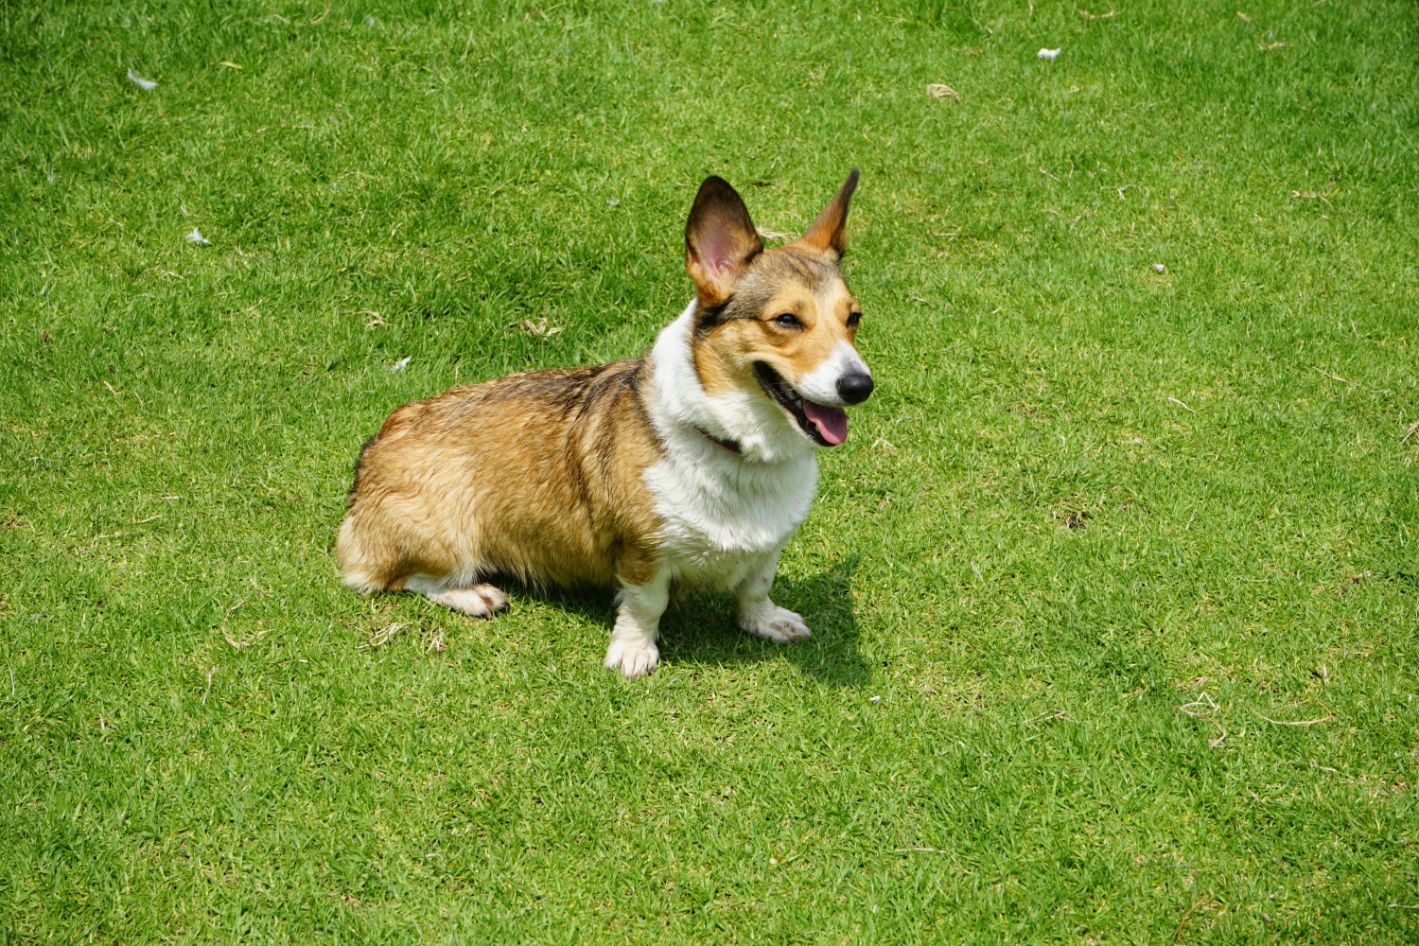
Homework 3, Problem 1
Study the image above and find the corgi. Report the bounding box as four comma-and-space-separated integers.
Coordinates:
336, 170, 872, 677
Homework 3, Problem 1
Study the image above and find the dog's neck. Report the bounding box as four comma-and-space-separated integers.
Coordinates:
647, 300, 816, 466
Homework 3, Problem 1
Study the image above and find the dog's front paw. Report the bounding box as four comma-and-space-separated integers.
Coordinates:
604, 636, 659, 679
739, 602, 812, 644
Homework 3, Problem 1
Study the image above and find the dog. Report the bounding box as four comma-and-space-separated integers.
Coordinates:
336, 170, 872, 677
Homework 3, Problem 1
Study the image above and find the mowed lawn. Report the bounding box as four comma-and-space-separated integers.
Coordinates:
2, 1, 1416, 942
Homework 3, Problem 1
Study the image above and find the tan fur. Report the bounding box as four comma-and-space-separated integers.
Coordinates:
337, 360, 664, 594
797, 168, 858, 258
691, 245, 861, 395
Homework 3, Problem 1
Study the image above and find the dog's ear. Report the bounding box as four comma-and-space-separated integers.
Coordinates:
796, 168, 860, 259
685, 176, 763, 307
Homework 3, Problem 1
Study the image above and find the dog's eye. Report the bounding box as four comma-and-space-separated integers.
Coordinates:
772, 313, 803, 330
847, 311, 862, 329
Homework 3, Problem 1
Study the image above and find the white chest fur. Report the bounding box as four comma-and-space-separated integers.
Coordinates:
643, 301, 820, 589
645, 445, 816, 587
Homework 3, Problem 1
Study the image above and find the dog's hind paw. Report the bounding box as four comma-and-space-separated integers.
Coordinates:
739, 602, 812, 644
427, 583, 508, 617
604, 636, 659, 678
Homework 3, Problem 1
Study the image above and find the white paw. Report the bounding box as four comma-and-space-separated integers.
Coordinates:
604, 636, 659, 679
470, 583, 509, 612
739, 603, 812, 644
434, 584, 508, 618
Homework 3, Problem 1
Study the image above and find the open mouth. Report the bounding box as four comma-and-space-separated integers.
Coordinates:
752, 362, 849, 447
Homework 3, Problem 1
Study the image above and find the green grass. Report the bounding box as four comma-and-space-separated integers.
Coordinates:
3, 0, 1417, 942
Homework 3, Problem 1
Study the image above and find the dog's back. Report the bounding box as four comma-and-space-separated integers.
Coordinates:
337, 359, 665, 594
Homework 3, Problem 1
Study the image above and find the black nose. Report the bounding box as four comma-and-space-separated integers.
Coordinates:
837, 372, 874, 405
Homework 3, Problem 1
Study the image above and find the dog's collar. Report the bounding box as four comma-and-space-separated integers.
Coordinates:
695, 425, 742, 455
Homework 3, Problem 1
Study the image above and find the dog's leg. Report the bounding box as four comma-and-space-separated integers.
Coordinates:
604, 569, 670, 678
403, 574, 509, 617
736, 549, 811, 643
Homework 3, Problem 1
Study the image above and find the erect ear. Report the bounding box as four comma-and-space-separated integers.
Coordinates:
796, 168, 860, 259
685, 176, 763, 307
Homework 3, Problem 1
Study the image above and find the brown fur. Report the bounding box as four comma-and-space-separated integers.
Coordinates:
337, 359, 664, 593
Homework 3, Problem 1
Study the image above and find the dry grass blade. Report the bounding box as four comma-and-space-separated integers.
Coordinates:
1024, 708, 1071, 724
1291, 189, 1335, 206
1178, 693, 1228, 748
1255, 711, 1332, 727
926, 83, 961, 101
366, 622, 408, 648
1178, 692, 1218, 717
516, 318, 564, 339
218, 598, 271, 650
1175, 893, 1218, 944
1314, 366, 1357, 386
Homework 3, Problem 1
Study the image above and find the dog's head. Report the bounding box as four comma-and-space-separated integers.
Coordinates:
683, 170, 871, 448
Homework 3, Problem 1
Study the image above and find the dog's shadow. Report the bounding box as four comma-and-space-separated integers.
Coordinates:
540, 555, 869, 686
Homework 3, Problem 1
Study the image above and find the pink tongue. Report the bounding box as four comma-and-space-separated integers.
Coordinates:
801, 401, 849, 445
